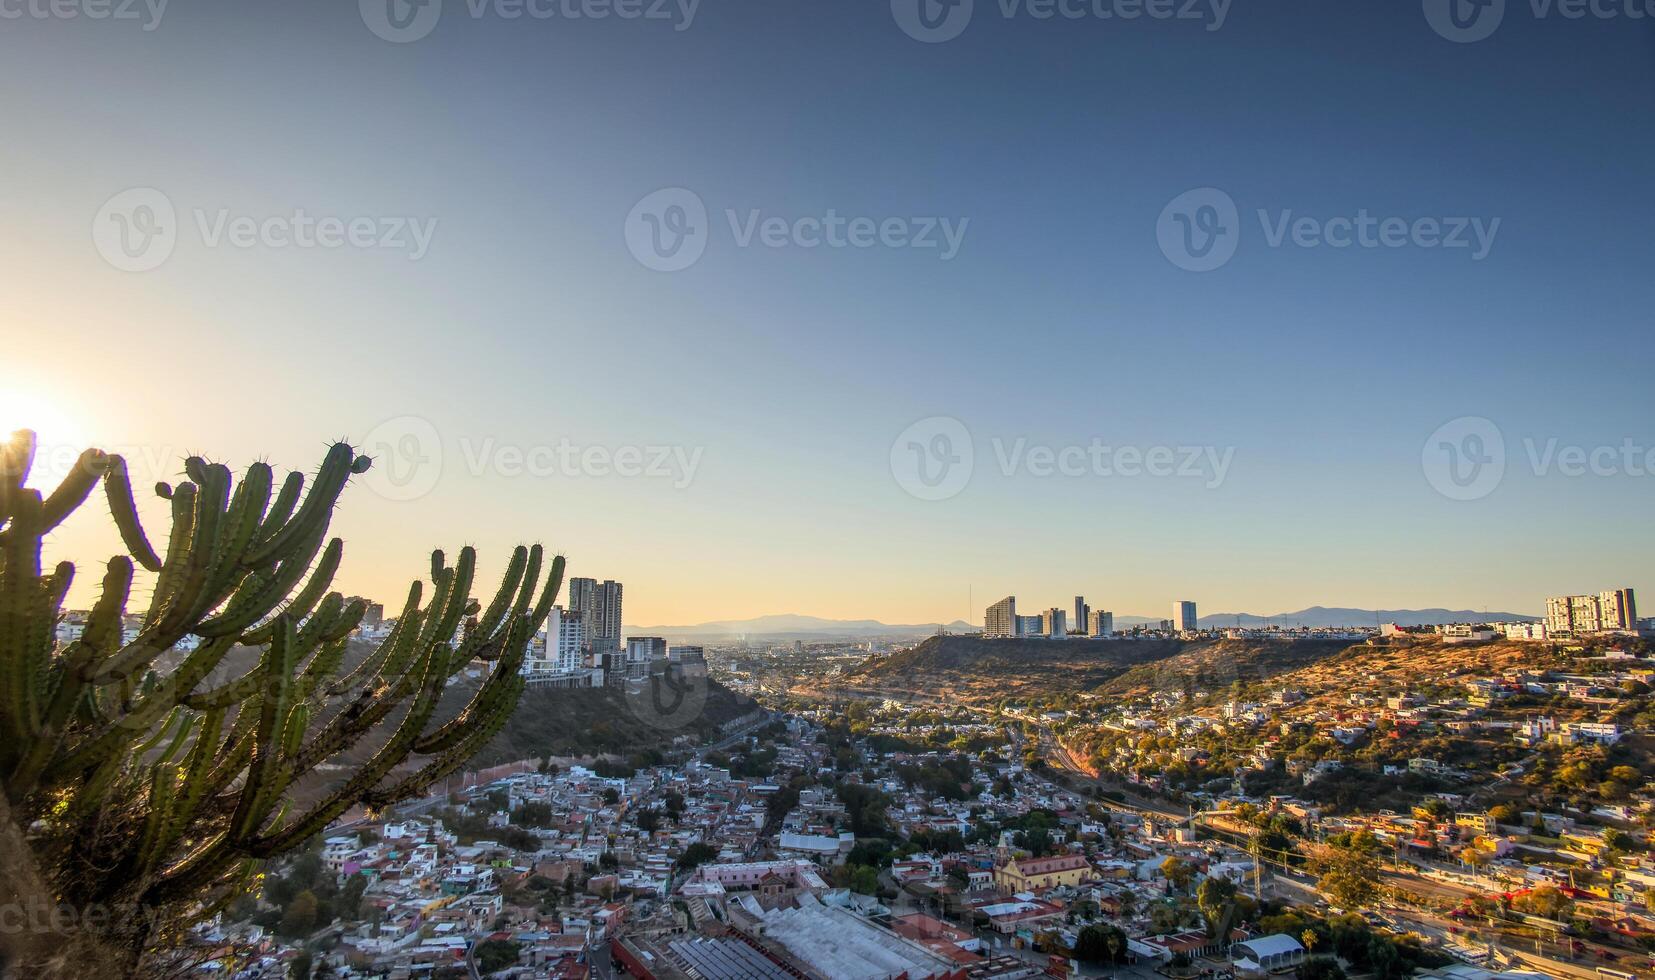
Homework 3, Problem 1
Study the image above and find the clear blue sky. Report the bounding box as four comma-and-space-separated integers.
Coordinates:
2, 0, 1652, 623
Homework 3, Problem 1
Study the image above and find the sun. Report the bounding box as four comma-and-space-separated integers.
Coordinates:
0, 386, 90, 489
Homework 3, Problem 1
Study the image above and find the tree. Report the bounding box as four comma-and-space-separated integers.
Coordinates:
1074, 924, 1127, 964
475, 938, 520, 974
1297, 959, 1345, 980
1196, 875, 1238, 936
279, 890, 319, 938
289, 948, 313, 980
1161, 856, 1196, 892
0, 432, 567, 976
677, 842, 719, 871
1315, 844, 1381, 909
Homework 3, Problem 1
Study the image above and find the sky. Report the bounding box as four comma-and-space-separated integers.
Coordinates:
2, 0, 1652, 626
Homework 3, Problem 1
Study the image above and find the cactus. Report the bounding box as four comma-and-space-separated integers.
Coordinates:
0, 430, 564, 973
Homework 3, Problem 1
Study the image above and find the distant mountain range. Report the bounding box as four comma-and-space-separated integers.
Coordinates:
621, 614, 976, 642
1190, 606, 1539, 629
624, 606, 1539, 640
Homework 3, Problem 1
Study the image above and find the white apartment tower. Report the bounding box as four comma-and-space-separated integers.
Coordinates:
1089, 609, 1114, 637
984, 596, 1017, 638
1546, 589, 1637, 636
1174, 600, 1198, 633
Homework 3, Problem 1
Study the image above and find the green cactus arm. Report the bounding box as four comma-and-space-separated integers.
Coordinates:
0, 490, 44, 747
527, 553, 567, 635
49, 624, 232, 780
197, 527, 330, 642
7, 557, 133, 794
459, 545, 528, 654
185, 461, 267, 620
226, 617, 300, 841
152, 705, 225, 860
327, 583, 422, 695
232, 537, 343, 644
414, 614, 531, 754
366, 673, 522, 808
244, 443, 355, 566
103, 455, 164, 572
248, 469, 304, 554
0, 430, 38, 524
140, 482, 200, 632
36, 449, 108, 535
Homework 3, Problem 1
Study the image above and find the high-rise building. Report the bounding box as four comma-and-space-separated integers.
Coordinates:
1174, 600, 1198, 633
1073, 596, 1088, 636
524, 605, 585, 674
985, 596, 1017, 638
626, 636, 667, 679
568, 577, 598, 624
1042, 608, 1067, 638
1546, 589, 1637, 636
667, 644, 705, 663
594, 580, 623, 652
569, 577, 624, 655
1015, 614, 1044, 637
1089, 609, 1114, 637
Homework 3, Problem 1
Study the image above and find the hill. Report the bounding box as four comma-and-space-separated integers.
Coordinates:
1195, 606, 1538, 629
840, 635, 1186, 702
466, 676, 761, 767
838, 634, 1372, 704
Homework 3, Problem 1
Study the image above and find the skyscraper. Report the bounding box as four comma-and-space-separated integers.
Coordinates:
1073, 596, 1088, 636
1089, 609, 1114, 637
1174, 600, 1198, 633
569, 577, 624, 655
984, 596, 1017, 638
593, 580, 623, 654
568, 577, 598, 628
1042, 608, 1067, 638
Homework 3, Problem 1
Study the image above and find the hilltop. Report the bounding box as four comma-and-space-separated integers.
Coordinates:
839, 634, 1189, 702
